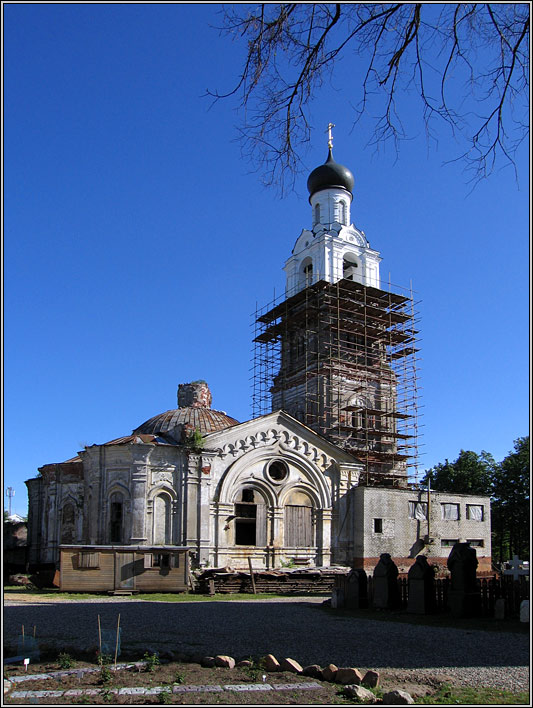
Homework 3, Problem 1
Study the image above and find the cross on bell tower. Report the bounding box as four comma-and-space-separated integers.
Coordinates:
326, 122, 335, 149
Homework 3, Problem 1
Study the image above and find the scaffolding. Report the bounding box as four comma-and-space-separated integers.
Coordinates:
251, 278, 421, 485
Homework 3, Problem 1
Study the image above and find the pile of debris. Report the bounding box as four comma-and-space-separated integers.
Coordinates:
195, 567, 349, 595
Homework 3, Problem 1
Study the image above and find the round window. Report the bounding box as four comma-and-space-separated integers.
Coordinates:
268, 460, 289, 483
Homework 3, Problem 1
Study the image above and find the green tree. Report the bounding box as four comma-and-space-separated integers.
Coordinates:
421, 449, 496, 495
211, 4, 529, 192
491, 436, 529, 562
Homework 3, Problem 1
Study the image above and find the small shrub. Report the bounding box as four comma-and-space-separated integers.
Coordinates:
242, 656, 266, 682
96, 651, 112, 666
173, 671, 185, 685
143, 651, 161, 672
160, 688, 173, 704
58, 651, 75, 669
98, 665, 112, 684
100, 686, 114, 702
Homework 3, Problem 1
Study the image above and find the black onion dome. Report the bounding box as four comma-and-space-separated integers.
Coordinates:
307, 148, 354, 197
134, 408, 239, 438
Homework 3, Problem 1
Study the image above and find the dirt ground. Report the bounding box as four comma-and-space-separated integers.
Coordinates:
4, 652, 443, 705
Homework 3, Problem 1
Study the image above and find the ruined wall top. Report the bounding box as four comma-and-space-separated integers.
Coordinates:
177, 381, 212, 409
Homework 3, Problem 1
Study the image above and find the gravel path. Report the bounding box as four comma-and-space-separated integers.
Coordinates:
4, 596, 529, 693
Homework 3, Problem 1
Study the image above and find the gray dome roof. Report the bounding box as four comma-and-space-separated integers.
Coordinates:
134, 407, 239, 440
307, 148, 354, 197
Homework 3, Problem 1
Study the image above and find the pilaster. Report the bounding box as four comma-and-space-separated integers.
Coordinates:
129, 462, 148, 543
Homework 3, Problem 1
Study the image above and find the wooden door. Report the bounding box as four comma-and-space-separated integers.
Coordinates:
114, 552, 135, 590
284, 505, 313, 547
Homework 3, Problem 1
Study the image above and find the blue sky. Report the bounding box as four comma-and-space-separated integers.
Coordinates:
4, 4, 530, 516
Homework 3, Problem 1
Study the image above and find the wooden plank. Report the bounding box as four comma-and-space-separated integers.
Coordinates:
248, 557, 257, 594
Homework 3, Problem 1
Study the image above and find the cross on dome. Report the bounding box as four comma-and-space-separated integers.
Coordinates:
326, 122, 335, 149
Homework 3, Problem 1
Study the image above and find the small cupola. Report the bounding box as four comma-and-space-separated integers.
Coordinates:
177, 381, 212, 409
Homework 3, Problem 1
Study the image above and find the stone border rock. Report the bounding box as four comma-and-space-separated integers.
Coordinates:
9, 682, 324, 700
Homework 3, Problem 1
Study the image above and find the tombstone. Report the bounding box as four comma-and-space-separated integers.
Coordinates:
331, 587, 345, 608
345, 568, 368, 609
447, 542, 480, 617
407, 555, 435, 614
520, 600, 529, 623
494, 598, 506, 620
373, 553, 400, 609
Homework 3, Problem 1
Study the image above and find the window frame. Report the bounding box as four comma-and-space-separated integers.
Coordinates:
441, 503, 460, 521
408, 501, 428, 520
78, 550, 100, 569
466, 504, 484, 521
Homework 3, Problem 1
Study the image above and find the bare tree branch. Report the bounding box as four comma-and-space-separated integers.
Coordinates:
208, 3, 529, 194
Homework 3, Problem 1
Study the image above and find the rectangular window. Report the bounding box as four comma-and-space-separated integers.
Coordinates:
78, 551, 99, 568
143, 553, 153, 569
373, 518, 383, 533
466, 505, 484, 521
441, 503, 460, 520
441, 539, 459, 547
467, 539, 484, 547
408, 501, 427, 520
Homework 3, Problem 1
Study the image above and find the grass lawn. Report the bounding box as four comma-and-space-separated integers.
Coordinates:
321, 604, 529, 634
3, 586, 326, 602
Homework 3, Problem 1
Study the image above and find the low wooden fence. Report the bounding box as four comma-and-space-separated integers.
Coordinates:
336, 573, 529, 616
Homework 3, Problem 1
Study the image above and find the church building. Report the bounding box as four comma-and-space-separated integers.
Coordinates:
26, 138, 492, 578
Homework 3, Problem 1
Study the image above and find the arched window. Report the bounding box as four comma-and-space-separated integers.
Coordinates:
234, 488, 267, 547
153, 493, 171, 545
338, 201, 347, 225
314, 203, 321, 224
343, 254, 359, 281
347, 395, 365, 430
109, 492, 123, 543
302, 260, 313, 287
61, 503, 75, 543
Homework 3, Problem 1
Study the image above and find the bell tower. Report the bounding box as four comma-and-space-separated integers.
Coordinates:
284, 133, 381, 296
252, 130, 420, 485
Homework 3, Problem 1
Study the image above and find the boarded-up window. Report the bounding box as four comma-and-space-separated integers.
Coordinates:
79, 551, 99, 568
153, 493, 171, 545
284, 506, 312, 547
441, 503, 460, 520
408, 502, 427, 520
466, 505, 484, 521
144, 553, 153, 568
61, 503, 76, 543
